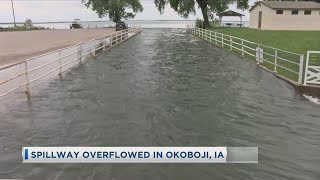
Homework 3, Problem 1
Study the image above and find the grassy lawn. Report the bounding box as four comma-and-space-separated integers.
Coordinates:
210, 27, 320, 54
197, 27, 320, 82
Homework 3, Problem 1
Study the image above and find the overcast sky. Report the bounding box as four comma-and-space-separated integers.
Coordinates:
0, 0, 256, 23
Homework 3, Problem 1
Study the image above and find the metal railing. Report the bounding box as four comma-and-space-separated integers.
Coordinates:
0, 26, 142, 99
304, 51, 320, 85
187, 27, 304, 84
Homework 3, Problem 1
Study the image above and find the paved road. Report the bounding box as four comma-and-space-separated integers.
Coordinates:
0, 28, 115, 66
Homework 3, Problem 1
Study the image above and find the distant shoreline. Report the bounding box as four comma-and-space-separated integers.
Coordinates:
0, 19, 248, 25
0, 20, 197, 25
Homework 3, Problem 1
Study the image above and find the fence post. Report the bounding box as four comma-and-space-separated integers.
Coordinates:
298, 54, 304, 84
222, 34, 224, 47
241, 39, 244, 57
24, 61, 30, 98
215, 32, 217, 45
205, 30, 209, 41
257, 44, 260, 64
202, 29, 204, 38
205, 30, 208, 41
230, 36, 232, 51
111, 34, 114, 47
93, 43, 96, 57
304, 52, 310, 85
58, 50, 62, 76
274, 49, 278, 72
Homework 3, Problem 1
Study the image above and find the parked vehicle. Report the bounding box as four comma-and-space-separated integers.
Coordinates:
70, 19, 83, 29
116, 22, 128, 31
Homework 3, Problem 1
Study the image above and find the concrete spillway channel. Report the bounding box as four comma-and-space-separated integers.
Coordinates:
0, 29, 319, 179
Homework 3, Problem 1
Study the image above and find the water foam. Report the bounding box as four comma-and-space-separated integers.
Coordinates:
303, 95, 320, 105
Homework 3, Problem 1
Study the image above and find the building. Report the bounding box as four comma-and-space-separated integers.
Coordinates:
249, 1, 320, 30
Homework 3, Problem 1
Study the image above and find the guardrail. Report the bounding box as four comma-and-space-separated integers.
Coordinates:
187, 27, 304, 84
0, 26, 141, 99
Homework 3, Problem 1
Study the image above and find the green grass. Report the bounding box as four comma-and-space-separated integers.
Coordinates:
196, 27, 320, 82
1, 25, 51, 32
210, 27, 320, 54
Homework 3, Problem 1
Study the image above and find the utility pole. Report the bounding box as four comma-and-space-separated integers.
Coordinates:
11, 0, 16, 27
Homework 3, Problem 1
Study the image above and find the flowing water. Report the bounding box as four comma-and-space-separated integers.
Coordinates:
0, 29, 319, 179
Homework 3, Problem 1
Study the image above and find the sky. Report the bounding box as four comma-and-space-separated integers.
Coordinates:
0, 0, 256, 23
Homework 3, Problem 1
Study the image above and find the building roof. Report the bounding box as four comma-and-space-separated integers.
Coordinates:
249, 1, 320, 11
217, 10, 245, 17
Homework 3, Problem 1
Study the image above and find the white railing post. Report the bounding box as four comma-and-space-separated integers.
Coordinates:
202, 29, 204, 38
241, 39, 244, 56
58, 50, 62, 76
274, 49, 278, 72
111, 34, 114, 47
257, 44, 260, 64
222, 34, 224, 47
298, 54, 304, 84
304, 52, 310, 85
215, 32, 217, 45
103, 38, 106, 51
230, 36, 232, 51
93, 42, 96, 57
205, 30, 207, 40
24, 61, 30, 97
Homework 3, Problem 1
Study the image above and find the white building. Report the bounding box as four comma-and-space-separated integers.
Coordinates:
249, 1, 320, 30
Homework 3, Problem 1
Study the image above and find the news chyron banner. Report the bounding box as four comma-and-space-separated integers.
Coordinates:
22, 147, 258, 163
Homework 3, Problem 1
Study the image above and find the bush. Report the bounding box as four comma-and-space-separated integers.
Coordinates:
3, 25, 51, 32
195, 19, 204, 28
210, 18, 220, 27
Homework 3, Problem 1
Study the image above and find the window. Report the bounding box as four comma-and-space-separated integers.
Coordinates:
304, 10, 311, 15
276, 10, 283, 14
292, 10, 299, 15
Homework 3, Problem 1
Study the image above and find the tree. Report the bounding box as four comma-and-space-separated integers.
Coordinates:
82, 0, 143, 22
154, 0, 249, 28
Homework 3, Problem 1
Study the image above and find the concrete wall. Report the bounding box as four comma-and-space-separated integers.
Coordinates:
250, 4, 320, 30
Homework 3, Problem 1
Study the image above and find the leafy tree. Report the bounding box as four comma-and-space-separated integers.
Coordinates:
154, 0, 249, 28
82, 0, 143, 22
